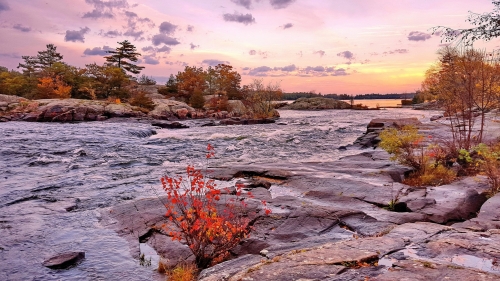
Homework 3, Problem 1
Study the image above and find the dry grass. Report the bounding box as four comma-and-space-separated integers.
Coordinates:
403, 164, 456, 187
162, 262, 198, 281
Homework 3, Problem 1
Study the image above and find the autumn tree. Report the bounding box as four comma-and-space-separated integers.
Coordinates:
190, 87, 205, 109
105, 40, 145, 75
205, 66, 216, 96
0, 67, 33, 97
244, 79, 282, 118
39, 62, 89, 98
83, 63, 131, 99
36, 76, 71, 99
176, 66, 207, 102
213, 64, 241, 99
422, 47, 500, 149
433, 1, 500, 45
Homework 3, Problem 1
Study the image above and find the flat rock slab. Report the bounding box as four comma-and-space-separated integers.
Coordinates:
372, 259, 500, 281
42, 252, 85, 269
453, 192, 500, 231
418, 176, 490, 224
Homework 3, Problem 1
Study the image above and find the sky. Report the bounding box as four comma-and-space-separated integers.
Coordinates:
0, 0, 499, 94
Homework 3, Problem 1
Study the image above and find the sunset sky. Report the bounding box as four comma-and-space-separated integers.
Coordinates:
0, 0, 498, 94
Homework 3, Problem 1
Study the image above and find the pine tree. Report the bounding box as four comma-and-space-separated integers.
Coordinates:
17, 56, 38, 77
37, 44, 63, 68
17, 44, 63, 76
104, 40, 145, 75
166, 74, 178, 93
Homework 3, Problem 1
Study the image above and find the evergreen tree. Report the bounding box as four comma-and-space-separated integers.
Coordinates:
104, 40, 145, 75
37, 44, 63, 68
166, 74, 178, 93
17, 56, 38, 77
17, 44, 63, 76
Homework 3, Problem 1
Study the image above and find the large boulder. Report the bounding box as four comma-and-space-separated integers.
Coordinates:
0, 94, 28, 105
148, 99, 194, 120
228, 100, 247, 115
104, 103, 143, 118
35, 99, 107, 122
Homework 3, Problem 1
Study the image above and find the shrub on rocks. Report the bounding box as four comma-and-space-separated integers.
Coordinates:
159, 144, 270, 269
129, 91, 155, 111
380, 125, 458, 187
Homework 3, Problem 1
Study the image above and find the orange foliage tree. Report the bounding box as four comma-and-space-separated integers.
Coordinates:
160, 144, 270, 269
36, 76, 71, 99
176, 66, 207, 102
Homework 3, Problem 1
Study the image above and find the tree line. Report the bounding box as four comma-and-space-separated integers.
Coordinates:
0, 41, 148, 100
0, 41, 283, 117
282, 92, 417, 100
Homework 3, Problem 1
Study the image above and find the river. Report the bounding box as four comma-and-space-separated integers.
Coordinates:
0, 108, 438, 280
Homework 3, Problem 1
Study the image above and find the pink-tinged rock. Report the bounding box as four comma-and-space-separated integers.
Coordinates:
175, 108, 189, 119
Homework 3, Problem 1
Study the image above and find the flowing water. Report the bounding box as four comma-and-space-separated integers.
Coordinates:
0, 108, 438, 280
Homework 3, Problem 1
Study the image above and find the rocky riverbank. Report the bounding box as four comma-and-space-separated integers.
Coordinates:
0, 94, 279, 124
101, 117, 500, 280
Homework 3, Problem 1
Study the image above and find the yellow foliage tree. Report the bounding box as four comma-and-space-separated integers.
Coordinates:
421, 47, 500, 149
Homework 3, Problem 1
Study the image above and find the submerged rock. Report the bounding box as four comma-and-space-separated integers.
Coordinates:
42, 252, 85, 269
152, 121, 189, 129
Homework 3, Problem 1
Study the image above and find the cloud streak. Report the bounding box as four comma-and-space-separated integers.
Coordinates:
159, 21, 177, 35
223, 12, 256, 25
99, 29, 122, 38
269, 0, 295, 9
64, 27, 91, 43
244, 64, 349, 77
13, 24, 31, 32
152, 34, 180, 46
82, 9, 114, 19
143, 55, 160, 65
314, 50, 326, 57
202, 59, 230, 66
0, 0, 10, 12
231, 0, 252, 9
83, 46, 113, 56
408, 31, 431, 41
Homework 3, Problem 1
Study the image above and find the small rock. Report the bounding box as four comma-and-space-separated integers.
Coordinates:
201, 121, 216, 127
220, 186, 236, 195
259, 249, 269, 257
152, 122, 189, 129
430, 115, 443, 121
43, 252, 85, 269
175, 108, 189, 119
249, 180, 272, 189
96, 115, 108, 121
